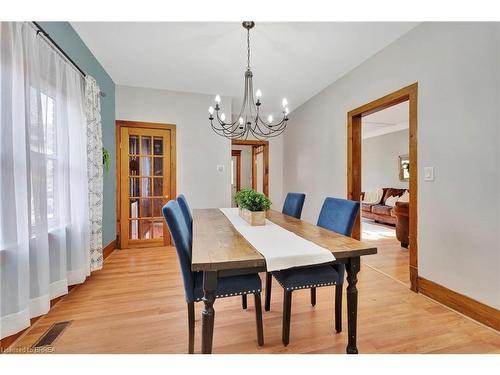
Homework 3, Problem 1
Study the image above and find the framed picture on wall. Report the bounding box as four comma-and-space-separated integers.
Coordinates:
399, 154, 410, 181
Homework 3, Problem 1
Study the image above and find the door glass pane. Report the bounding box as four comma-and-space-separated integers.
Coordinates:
130, 199, 140, 218
129, 157, 139, 176
153, 178, 163, 197
141, 178, 152, 197
153, 198, 163, 217
140, 198, 152, 217
152, 220, 163, 239
153, 137, 163, 155
141, 136, 152, 155
140, 220, 152, 239
130, 220, 139, 240
153, 157, 163, 176
141, 157, 152, 176
130, 178, 139, 197
129, 136, 139, 154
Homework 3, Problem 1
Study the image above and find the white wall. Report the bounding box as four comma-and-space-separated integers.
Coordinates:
116, 85, 284, 212
362, 129, 409, 192
283, 23, 500, 309
116, 85, 232, 209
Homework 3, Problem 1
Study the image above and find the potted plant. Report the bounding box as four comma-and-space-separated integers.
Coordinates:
234, 189, 272, 226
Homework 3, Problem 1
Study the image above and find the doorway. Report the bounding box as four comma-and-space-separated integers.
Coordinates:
347, 83, 418, 291
116, 120, 176, 249
231, 140, 269, 205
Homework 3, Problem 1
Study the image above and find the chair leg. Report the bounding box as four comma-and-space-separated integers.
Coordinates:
282, 290, 292, 346
335, 284, 342, 333
254, 292, 264, 346
265, 272, 272, 311
187, 302, 195, 354
242, 294, 247, 310
310, 287, 316, 306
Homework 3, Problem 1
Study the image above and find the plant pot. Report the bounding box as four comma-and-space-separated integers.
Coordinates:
239, 208, 266, 226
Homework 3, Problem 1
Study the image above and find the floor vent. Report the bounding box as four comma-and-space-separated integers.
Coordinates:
32, 321, 72, 348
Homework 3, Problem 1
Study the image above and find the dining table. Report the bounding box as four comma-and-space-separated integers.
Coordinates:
191, 208, 378, 354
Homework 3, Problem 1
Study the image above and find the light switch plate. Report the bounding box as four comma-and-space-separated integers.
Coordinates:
217, 164, 225, 172
424, 167, 434, 181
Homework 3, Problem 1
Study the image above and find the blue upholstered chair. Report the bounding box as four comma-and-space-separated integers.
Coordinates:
282, 192, 306, 219
177, 194, 193, 234
162, 200, 264, 353
265, 193, 306, 311
269, 197, 359, 346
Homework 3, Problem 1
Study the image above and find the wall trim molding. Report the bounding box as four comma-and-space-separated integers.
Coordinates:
418, 276, 500, 331
0, 240, 117, 353
103, 239, 117, 260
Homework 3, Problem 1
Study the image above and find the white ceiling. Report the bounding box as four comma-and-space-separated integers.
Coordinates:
362, 101, 409, 139
71, 22, 418, 114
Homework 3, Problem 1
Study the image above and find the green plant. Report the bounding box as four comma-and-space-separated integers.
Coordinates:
102, 147, 110, 175
234, 189, 272, 212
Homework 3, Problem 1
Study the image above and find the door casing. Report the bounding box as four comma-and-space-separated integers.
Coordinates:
116, 120, 177, 249
347, 83, 418, 291
231, 140, 269, 197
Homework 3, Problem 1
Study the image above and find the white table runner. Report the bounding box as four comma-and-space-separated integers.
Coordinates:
219, 208, 335, 271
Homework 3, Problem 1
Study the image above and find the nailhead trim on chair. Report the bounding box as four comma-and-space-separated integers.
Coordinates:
273, 277, 337, 291
194, 289, 261, 302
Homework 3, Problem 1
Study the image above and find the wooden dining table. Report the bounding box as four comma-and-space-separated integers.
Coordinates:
192, 208, 377, 354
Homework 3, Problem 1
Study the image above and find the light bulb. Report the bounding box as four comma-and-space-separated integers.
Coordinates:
208, 106, 214, 115
239, 117, 244, 125
267, 115, 273, 123
282, 98, 288, 108
220, 113, 226, 121
256, 89, 262, 99
284, 107, 289, 115
215, 94, 221, 103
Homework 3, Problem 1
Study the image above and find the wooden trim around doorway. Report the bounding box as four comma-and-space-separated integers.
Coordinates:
115, 120, 177, 249
347, 83, 418, 291
231, 150, 241, 192
232, 140, 269, 197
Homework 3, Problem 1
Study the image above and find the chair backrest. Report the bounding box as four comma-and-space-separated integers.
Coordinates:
282, 192, 306, 219
162, 200, 195, 302
317, 197, 359, 237
177, 194, 193, 233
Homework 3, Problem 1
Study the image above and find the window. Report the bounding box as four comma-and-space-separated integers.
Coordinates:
29, 89, 58, 230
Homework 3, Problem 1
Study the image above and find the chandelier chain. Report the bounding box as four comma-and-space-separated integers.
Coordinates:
247, 28, 250, 69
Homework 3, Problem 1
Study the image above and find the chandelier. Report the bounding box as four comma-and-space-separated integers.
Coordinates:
208, 21, 289, 140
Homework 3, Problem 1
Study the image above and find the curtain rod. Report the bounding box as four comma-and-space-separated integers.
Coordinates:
31, 22, 106, 97
32, 22, 87, 78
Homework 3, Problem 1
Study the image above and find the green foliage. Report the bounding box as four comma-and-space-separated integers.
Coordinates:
102, 147, 110, 175
234, 189, 272, 212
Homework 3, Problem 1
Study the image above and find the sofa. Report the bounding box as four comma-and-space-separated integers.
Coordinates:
393, 201, 409, 248
361, 188, 406, 226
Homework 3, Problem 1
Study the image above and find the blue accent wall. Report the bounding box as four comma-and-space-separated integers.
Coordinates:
39, 22, 116, 247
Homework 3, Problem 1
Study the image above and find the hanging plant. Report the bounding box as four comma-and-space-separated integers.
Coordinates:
102, 147, 110, 175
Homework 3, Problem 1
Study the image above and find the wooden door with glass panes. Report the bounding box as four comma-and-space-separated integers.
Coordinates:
120, 126, 173, 248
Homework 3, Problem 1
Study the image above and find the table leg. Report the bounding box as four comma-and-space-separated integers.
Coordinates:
346, 256, 360, 354
201, 271, 218, 354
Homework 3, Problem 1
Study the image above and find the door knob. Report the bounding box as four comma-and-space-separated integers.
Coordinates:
164, 195, 170, 199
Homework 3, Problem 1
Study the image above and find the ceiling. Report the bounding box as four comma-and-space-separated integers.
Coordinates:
362, 101, 409, 139
71, 22, 418, 114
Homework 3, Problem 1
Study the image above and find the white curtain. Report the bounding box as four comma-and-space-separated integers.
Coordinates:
0, 22, 90, 339
85, 76, 104, 272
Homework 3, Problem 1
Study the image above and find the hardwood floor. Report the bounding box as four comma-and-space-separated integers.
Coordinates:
7, 242, 500, 354
361, 220, 410, 286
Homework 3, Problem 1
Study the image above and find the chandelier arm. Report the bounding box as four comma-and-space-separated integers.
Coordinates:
255, 116, 287, 136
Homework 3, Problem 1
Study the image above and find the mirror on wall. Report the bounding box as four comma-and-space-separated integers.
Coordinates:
399, 154, 410, 182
